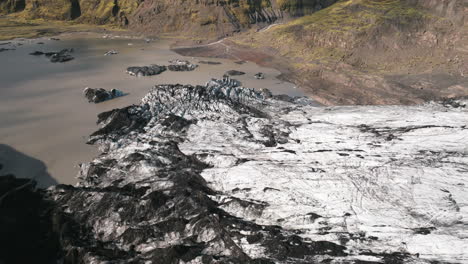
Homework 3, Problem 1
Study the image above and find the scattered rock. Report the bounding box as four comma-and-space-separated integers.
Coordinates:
254, 72, 265, 79
0, 48, 14, 53
0, 175, 60, 264
104, 50, 119, 56
30, 49, 74, 63
83, 87, 124, 103
208, 75, 242, 88
413, 227, 436, 235
29, 51, 44, 56
261, 88, 273, 98
199, 61, 222, 65
126, 65, 167, 77
49, 53, 74, 63
168, 59, 198, 71
225, 70, 246, 76
441, 97, 467, 108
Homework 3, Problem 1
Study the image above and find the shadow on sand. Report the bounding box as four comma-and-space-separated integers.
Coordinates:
0, 144, 58, 188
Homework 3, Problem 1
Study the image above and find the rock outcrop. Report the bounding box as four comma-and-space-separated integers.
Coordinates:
1, 80, 467, 263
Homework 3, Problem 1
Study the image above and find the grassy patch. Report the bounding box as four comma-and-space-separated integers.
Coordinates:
288, 0, 429, 33
235, 0, 437, 73
0, 15, 116, 41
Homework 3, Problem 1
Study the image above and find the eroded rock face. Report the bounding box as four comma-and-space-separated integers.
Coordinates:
1, 80, 467, 263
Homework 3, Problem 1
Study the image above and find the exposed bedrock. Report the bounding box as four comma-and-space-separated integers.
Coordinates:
1, 80, 467, 263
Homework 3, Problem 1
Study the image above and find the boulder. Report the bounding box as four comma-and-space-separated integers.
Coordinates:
126, 65, 167, 77
225, 70, 246, 76
168, 59, 198, 71
29, 51, 44, 55
83, 87, 124, 103
49, 53, 74, 63
199, 61, 222, 65
210, 75, 242, 88
29, 48, 74, 63
104, 50, 118, 56
254, 72, 265, 79
234, 60, 247, 65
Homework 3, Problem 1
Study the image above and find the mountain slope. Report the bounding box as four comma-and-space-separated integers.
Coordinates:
230, 0, 467, 105
0, 0, 339, 38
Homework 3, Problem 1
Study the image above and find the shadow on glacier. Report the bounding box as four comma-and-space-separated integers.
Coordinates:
0, 144, 58, 188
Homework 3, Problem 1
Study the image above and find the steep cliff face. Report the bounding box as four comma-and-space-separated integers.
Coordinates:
76, 0, 140, 25
128, 0, 338, 37
17, 0, 140, 24
410, 0, 467, 25
1, 0, 338, 36
21, 0, 79, 20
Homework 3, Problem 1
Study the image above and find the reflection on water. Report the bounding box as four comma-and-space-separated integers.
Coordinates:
0, 32, 305, 186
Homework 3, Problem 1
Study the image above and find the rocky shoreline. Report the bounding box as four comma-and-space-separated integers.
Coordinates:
1, 79, 467, 263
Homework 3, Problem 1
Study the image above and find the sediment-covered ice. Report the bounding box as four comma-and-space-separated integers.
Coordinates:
3, 80, 466, 263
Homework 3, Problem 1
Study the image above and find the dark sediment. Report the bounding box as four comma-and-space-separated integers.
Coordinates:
0, 80, 440, 263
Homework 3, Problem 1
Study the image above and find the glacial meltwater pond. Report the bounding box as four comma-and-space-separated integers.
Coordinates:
0, 32, 304, 187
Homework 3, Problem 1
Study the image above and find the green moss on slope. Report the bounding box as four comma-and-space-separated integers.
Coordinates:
239, 0, 436, 67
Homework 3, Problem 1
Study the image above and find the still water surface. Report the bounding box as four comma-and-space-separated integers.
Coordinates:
0, 32, 304, 186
